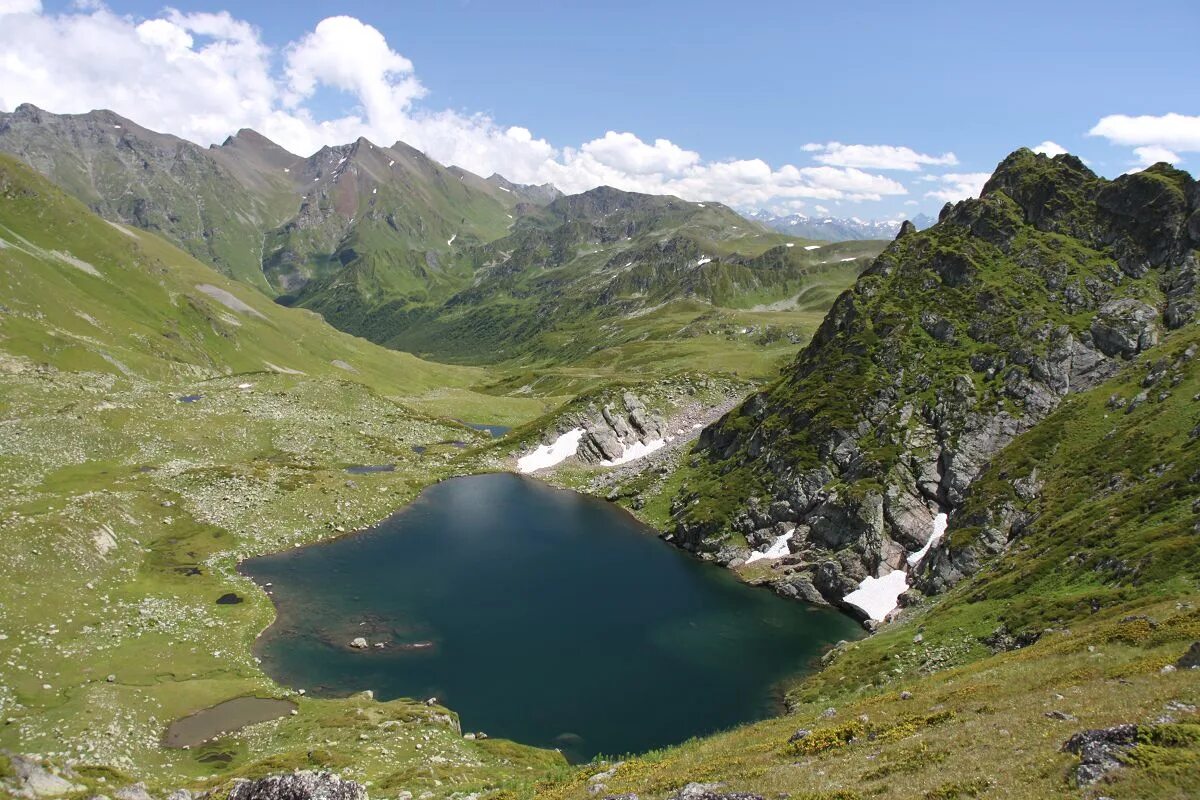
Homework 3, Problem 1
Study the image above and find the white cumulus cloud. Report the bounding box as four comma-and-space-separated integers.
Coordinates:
1032, 140, 1067, 157
0, 4, 924, 208
924, 172, 991, 204
0, 0, 41, 15
1088, 113, 1199, 166
800, 142, 958, 171
1132, 145, 1181, 166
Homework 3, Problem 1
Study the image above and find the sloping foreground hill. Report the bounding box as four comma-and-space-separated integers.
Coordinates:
0, 152, 482, 391
665, 150, 1199, 616
536, 319, 1200, 800
0, 155, 566, 794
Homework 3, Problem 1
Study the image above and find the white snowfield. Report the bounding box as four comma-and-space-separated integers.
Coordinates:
600, 438, 666, 466
517, 429, 584, 473
695, 256, 712, 266
842, 569, 910, 621
843, 511, 948, 621
804, 245, 822, 250
907, 513, 948, 567
746, 527, 795, 563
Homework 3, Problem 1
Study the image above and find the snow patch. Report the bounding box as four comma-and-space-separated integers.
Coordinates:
517, 429, 584, 473
907, 512, 948, 567
843, 569, 909, 621
804, 245, 822, 251
785, 243, 795, 247
497, 186, 511, 193
746, 527, 795, 563
54, 251, 101, 277
695, 256, 712, 266
105, 220, 138, 239
840, 257, 857, 262
196, 284, 267, 319
263, 361, 305, 375
447, 234, 457, 246
372, 188, 377, 195
388, 159, 395, 167
600, 438, 666, 466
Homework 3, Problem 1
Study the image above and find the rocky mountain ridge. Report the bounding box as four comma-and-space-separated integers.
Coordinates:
0, 104, 553, 298
672, 149, 1199, 618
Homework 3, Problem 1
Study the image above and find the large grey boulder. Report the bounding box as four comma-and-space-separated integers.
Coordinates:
4, 754, 83, 798
225, 772, 367, 800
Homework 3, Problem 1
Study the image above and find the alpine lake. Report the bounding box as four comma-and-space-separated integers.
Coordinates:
241, 472, 861, 761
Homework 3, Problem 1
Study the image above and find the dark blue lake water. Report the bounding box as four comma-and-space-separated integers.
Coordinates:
241, 473, 858, 760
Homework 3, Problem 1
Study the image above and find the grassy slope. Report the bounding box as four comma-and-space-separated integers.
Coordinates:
534, 324, 1200, 800
0, 154, 568, 796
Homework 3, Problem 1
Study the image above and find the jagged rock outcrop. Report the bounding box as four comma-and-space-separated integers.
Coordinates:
1061, 725, 1139, 786
223, 772, 367, 800
577, 392, 666, 464
673, 150, 1199, 611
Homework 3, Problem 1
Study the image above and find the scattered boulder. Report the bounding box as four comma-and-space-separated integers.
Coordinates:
114, 784, 154, 800
1062, 724, 1139, 786
1177, 641, 1200, 669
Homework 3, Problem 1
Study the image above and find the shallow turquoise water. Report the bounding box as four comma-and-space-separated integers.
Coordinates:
242, 473, 859, 760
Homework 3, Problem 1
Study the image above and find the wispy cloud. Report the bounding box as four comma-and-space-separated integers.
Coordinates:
923, 172, 991, 204
800, 142, 958, 171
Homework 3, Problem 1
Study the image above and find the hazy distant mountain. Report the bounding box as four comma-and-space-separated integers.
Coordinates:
746, 210, 935, 241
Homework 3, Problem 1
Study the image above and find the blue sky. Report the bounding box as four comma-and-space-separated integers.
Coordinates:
8, 0, 1200, 217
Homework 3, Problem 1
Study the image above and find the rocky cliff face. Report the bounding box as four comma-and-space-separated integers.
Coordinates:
672, 150, 1199, 615
576, 392, 667, 464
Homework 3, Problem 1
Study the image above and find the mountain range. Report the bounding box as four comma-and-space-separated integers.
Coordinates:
0, 104, 886, 366
746, 209, 937, 241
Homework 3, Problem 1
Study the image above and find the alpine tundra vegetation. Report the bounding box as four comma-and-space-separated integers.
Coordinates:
1, 3, 1199, 800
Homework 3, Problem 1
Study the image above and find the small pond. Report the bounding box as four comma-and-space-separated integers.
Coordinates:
164, 697, 296, 748
463, 422, 512, 438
